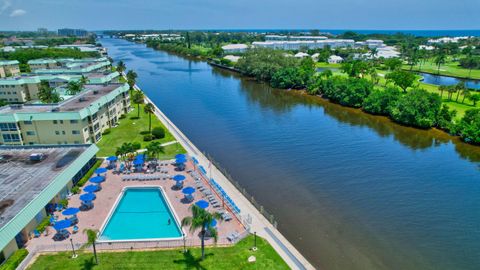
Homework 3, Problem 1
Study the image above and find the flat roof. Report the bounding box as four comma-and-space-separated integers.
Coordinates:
0, 145, 91, 228
0, 60, 19, 66
0, 144, 98, 251
0, 83, 128, 114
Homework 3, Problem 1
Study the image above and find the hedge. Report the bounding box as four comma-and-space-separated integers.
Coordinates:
0, 249, 28, 270
71, 159, 103, 194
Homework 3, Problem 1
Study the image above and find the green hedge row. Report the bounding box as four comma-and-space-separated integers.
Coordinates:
0, 249, 28, 270
71, 159, 103, 194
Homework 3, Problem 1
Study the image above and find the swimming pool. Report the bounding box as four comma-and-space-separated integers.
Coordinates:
99, 186, 183, 241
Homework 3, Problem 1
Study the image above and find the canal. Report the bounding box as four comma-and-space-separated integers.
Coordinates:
100, 37, 480, 270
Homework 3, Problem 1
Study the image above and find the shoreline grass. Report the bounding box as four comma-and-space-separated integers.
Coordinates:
27, 235, 289, 270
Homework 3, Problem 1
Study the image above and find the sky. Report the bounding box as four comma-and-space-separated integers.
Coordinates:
0, 0, 479, 31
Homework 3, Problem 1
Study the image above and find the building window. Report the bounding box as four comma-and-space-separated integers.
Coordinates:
26, 131, 35, 136
72, 130, 80, 135
2, 134, 20, 142
53, 120, 58, 124
0, 123, 17, 131
59, 120, 64, 124
23, 121, 33, 125
55, 131, 60, 135
62, 131, 66, 135
70, 120, 79, 124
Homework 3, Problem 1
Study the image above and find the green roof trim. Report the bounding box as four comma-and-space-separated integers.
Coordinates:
33, 61, 111, 75
0, 60, 19, 66
0, 144, 99, 252
27, 59, 57, 65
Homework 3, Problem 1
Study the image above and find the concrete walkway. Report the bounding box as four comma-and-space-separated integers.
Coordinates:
142, 91, 315, 270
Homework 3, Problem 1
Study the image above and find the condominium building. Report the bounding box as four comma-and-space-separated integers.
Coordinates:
0, 72, 120, 103
265, 35, 328, 41
57, 28, 88, 37
221, 44, 249, 53
0, 144, 98, 262
27, 59, 58, 71
0, 83, 130, 145
252, 39, 355, 50
28, 58, 110, 73
0, 60, 20, 78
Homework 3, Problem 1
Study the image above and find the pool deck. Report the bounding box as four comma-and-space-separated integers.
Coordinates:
26, 160, 245, 250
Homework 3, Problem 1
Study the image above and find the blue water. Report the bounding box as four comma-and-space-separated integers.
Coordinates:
100, 37, 480, 270
420, 72, 480, 90
100, 188, 182, 240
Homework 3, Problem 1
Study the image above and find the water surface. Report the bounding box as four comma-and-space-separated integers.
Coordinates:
100, 37, 480, 270
420, 72, 480, 90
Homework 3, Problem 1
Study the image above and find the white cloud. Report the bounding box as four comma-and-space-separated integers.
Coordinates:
9, 8, 26, 17
0, 0, 12, 14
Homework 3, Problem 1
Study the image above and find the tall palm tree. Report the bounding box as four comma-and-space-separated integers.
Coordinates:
370, 47, 378, 59
144, 102, 155, 133
80, 75, 89, 86
132, 91, 145, 118
146, 141, 164, 160
66, 81, 83, 95
126, 70, 138, 90
434, 52, 446, 75
83, 229, 99, 264
454, 83, 465, 102
438, 85, 447, 99
461, 89, 471, 104
181, 205, 222, 260
447, 86, 457, 101
117, 61, 126, 74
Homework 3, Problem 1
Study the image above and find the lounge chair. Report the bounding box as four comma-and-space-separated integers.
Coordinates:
33, 230, 40, 238
72, 225, 79, 234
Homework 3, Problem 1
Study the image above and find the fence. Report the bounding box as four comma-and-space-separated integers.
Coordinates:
203, 152, 278, 229
17, 233, 249, 270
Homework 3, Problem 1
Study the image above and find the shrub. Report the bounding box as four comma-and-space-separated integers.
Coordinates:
130, 116, 140, 120
73, 159, 102, 188
71, 186, 80, 194
119, 114, 126, 119
102, 129, 111, 135
58, 199, 68, 209
0, 249, 28, 270
132, 142, 142, 150
363, 87, 401, 115
143, 134, 154, 141
151, 127, 165, 139
140, 130, 151, 135
457, 109, 480, 144
36, 216, 51, 233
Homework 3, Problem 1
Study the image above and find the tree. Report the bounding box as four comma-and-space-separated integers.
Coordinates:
38, 81, 61, 103
384, 58, 402, 71
79, 75, 89, 86
470, 93, 480, 106
461, 88, 471, 103
457, 109, 480, 144
363, 87, 401, 115
117, 60, 126, 74
83, 229, 99, 264
146, 141, 164, 160
369, 68, 379, 84
66, 81, 83, 95
132, 91, 145, 118
370, 47, 378, 58
436, 104, 456, 132
390, 88, 442, 128
385, 70, 416, 93
126, 70, 138, 90
341, 60, 370, 78
181, 205, 222, 260
143, 102, 155, 133
434, 51, 446, 74
446, 85, 457, 101
271, 67, 303, 89
438, 85, 447, 99
454, 83, 465, 102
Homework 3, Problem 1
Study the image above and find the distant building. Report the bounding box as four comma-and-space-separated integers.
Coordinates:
265, 35, 328, 41
221, 44, 248, 53
37, 28, 48, 35
354, 39, 385, 49
252, 39, 355, 50
294, 52, 310, 58
58, 28, 88, 37
0, 144, 98, 261
0, 60, 20, 78
223, 55, 241, 63
0, 83, 130, 145
328, 55, 343, 64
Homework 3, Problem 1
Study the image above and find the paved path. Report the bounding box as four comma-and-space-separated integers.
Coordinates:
142, 92, 316, 270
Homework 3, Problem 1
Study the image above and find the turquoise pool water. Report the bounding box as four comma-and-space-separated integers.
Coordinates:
99, 187, 182, 240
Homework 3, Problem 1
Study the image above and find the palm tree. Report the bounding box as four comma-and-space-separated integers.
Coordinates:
132, 91, 145, 118
126, 70, 138, 90
83, 229, 99, 264
434, 51, 446, 74
447, 86, 457, 101
454, 83, 465, 102
370, 47, 378, 59
117, 61, 126, 74
79, 75, 89, 86
38, 81, 62, 103
181, 205, 222, 260
146, 141, 164, 160
438, 85, 447, 98
66, 81, 83, 95
470, 93, 480, 106
144, 102, 155, 133
461, 89, 471, 104
369, 68, 379, 85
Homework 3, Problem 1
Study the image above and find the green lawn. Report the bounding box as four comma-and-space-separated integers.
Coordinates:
95, 104, 186, 157
28, 235, 289, 270
403, 58, 480, 80
315, 62, 341, 69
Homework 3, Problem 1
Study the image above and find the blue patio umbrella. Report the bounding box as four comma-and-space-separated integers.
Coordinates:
53, 219, 71, 231
175, 154, 186, 159
133, 159, 144, 166
83, 184, 100, 193
182, 187, 195, 195
210, 219, 217, 227
80, 193, 96, 202
173, 175, 186, 181
176, 157, 187, 163
89, 176, 105, 184
106, 156, 118, 161
195, 200, 209, 209
62, 207, 80, 216
95, 168, 107, 175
